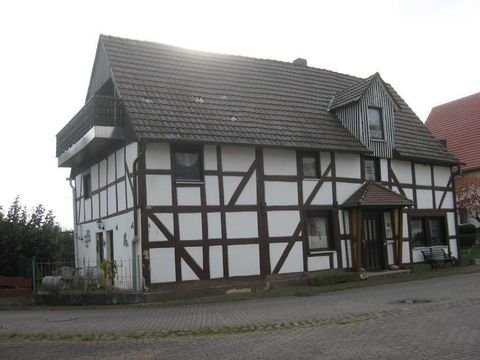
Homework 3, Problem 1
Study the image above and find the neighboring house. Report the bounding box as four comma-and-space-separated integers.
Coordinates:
56, 35, 459, 290
426, 92, 480, 227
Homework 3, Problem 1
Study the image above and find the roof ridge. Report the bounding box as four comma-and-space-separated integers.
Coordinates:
431, 91, 480, 110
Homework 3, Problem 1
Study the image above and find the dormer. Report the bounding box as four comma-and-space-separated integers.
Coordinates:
328, 73, 400, 158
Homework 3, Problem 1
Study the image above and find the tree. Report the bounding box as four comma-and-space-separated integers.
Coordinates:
456, 176, 480, 222
0, 196, 74, 276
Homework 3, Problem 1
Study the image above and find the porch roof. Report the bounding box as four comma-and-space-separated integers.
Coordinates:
342, 181, 413, 208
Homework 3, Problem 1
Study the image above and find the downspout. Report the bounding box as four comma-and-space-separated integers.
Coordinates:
68, 178, 79, 268
131, 142, 146, 291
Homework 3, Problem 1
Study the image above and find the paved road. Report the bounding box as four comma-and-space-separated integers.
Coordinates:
1, 273, 480, 359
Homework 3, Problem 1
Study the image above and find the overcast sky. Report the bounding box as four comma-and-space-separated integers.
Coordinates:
1, 0, 479, 229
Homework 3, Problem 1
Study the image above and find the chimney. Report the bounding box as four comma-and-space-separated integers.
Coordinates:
292, 58, 307, 66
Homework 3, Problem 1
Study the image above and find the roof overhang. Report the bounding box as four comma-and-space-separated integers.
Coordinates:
57, 126, 124, 167
342, 181, 414, 208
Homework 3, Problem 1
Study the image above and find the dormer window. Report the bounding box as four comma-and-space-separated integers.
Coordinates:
368, 107, 384, 140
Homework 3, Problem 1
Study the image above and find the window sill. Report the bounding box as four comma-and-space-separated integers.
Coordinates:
309, 250, 335, 256
175, 180, 204, 185
370, 139, 386, 143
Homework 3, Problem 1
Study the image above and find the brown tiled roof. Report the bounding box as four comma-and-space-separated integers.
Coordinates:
98, 35, 458, 164
342, 182, 413, 208
426, 92, 480, 171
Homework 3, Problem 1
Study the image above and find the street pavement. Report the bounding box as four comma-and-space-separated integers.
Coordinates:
1, 272, 480, 359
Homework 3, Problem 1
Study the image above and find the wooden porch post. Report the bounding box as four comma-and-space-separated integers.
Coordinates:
393, 208, 404, 267
350, 208, 363, 272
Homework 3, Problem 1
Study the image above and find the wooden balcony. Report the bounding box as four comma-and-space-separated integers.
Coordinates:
56, 96, 125, 167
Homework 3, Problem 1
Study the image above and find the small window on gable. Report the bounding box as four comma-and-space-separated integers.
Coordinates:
306, 213, 334, 251
364, 157, 380, 182
301, 152, 320, 178
368, 107, 384, 140
174, 146, 203, 181
83, 173, 92, 199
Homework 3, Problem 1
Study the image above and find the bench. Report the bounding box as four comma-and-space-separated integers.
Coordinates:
421, 248, 455, 270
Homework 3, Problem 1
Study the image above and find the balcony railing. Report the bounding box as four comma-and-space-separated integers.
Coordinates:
56, 95, 124, 157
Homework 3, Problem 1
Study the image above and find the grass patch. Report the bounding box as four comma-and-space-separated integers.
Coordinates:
462, 248, 480, 261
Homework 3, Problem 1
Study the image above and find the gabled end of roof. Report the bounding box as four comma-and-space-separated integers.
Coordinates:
342, 181, 414, 208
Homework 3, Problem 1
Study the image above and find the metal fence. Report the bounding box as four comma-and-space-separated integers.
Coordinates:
33, 258, 134, 293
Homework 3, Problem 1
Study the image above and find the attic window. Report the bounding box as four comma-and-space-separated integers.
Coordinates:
368, 107, 384, 140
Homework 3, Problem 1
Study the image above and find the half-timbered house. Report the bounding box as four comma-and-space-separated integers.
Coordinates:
56, 35, 459, 290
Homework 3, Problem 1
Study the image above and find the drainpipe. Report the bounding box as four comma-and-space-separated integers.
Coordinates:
68, 178, 79, 268
131, 143, 146, 291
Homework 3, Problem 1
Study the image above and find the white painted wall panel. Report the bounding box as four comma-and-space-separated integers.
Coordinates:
308, 256, 330, 271
402, 241, 410, 264
145, 143, 170, 170
99, 160, 107, 188
157, 213, 174, 236
449, 239, 458, 257
125, 142, 138, 171
265, 181, 298, 206
340, 211, 350, 235
263, 148, 297, 175
222, 145, 255, 172
204, 145, 217, 170
177, 187, 201, 206
107, 154, 116, 182
209, 246, 223, 279
181, 247, 203, 281
179, 213, 202, 240
148, 216, 168, 242
207, 212, 222, 239
236, 172, 257, 205
336, 183, 361, 204
92, 194, 99, 219
126, 180, 133, 209
84, 198, 92, 222
116, 148, 125, 178
380, 159, 389, 182
320, 152, 331, 174
387, 242, 394, 265
335, 153, 360, 179
436, 190, 454, 209
228, 244, 260, 276
414, 164, 431, 186
416, 190, 433, 209
205, 176, 220, 206
267, 211, 300, 237
270, 242, 303, 274
107, 185, 116, 215
403, 188, 414, 202
117, 180, 126, 212
223, 176, 242, 205
91, 164, 99, 191
146, 175, 172, 206
391, 160, 412, 184
434, 166, 451, 188
226, 212, 258, 239
75, 174, 82, 198
303, 180, 316, 203
310, 182, 333, 205
100, 190, 107, 217
402, 213, 409, 237
150, 248, 176, 283
447, 213, 456, 236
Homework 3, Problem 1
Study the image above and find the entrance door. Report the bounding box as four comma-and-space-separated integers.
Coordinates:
362, 212, 384, 270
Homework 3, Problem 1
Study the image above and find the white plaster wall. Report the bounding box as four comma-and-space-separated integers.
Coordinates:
75, 174, 82, 198
269, 242, 303, 274
92, 194, 99, 219
403, 188, 414, 202
308, 256, 330, 271
177, 187, 201, 206
263, 148, 297, 175
340, 211, 350, 235
267, 211, 300, 237
434, 166, 451, 188
336, 183, 361, 204
148, 213, 173, 242
205, 176, 220, 205
107, 185, 116, 215
179, 213, 202, 240
91, 164, 99, 191
145, 143, 170, 169
402, 213, 409, 237
78, 200, 85, 223
342, 240, 353, 269
150, 248, 176, 283
320, 152, 331, 173
99, 160, 107, 188
204, 145, 217, 170
84, 198, 92, 222
310, 182, 333, 205
146, 175, 172, 206
116, 148, 125, 178
228, 244, 260, 276
449, 239, 458, 257
117, 180, 126, 212
303, 181, 316, 202
222, 145, 255, 172
236, 173, 257, 205
335, 153, 360, 179
391, 160, 412, 184
380, 159, 389, 182
447, 212, 456, 237
181, 247, 203, 281
209, 246, 223, 279
126, 180, 134, 210
223, 176, 242, 204
107, 154, 116, 183
226, 212, 258, 238
402, 241, 410, 264
100, 191, 107, 217
416, 190, 433, 209
125, 142, 138, 171
265, 181, 298, 206
387, 242, 394, 265
436, 190, 454, 209
414, 163, 431, 186
207, 212, 222, 239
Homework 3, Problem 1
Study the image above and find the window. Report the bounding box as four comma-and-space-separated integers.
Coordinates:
301, 152, 320, 178
364, 157, 380, 181
368, 107, 384, 140
174, 147, 203, 181
411, 216, 447, 247
83, 173, 92, 199
306, 213, 334, 251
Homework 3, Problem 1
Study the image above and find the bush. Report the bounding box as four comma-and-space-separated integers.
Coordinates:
458, 224, 477, 249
